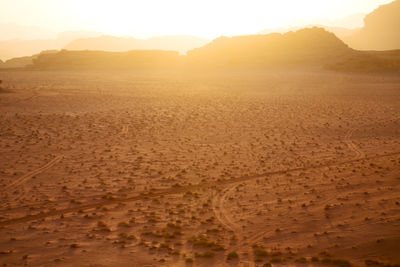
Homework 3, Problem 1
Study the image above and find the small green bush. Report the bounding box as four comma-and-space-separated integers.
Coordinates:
295, 257, 307, 263
254, 249, 269, 257
195, 251, 215, 258
270, 256, 282, 263
333, 258, 351, 267
227, 251, 239, 260
311, 256, 319, 262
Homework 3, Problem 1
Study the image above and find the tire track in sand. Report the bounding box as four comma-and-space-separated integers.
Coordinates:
212, 186, 241, 232
213, 182, 256, 266
5, 155, 63, 190
344, 128, 365, 160
121, 125, 129, 136
0, 151, 399, 227
211, 126, 367, 266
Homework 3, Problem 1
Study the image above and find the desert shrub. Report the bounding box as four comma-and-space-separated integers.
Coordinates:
321, 257, 332, 264
319, 251, 332, 257
119, 232, 128, 238
195, 251, 215, 258
158, 243, 170, 250
97, 221, 111, 231
332, 258, 351, 267
227, 251, 239, 260
97, 221, 107, 227
311, 256, 319, 262
188, 235, 224, 251
119, 232, 136, 240
167, 223, 181, 230
211, 244, 225, 251
118, 221, 131, 227
206, 228, 219, 234
271, 251, 282, 256
254, 249, 269, 257
364, 259, 397, 266
271, 256, 282, 263
295, 257, 307, 263
171, 250, 180, 255
365, 259, 380, 266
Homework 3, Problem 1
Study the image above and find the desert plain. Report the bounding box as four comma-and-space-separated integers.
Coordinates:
0, 69, 399, 266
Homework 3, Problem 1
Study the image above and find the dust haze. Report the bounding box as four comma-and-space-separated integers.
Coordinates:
0, 1, 400, 267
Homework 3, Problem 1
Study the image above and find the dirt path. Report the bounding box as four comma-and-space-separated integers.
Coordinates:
5, 155, 63, 190
0, 150, 399, 228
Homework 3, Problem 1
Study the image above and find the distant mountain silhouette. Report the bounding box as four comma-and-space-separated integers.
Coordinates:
283, 13, 365, 31
0, 55, 37, 69
187, 27, 352, 67
343, 0, 400, 50
64, 35, 209, 55
6, 27, 399, 73
0, 34, 208, 61
259, 25, 358, 39
0, 31, 102, 61
30, 50, 182, 70
0, 50, 58, 69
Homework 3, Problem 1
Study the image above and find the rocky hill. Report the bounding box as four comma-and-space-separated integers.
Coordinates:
344, 0, 400, 50
187, 27, 353, 67
30, 50, 182, 70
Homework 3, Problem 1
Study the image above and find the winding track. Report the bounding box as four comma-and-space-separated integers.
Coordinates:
0, 148, 398, 227
209, 126, 380, 266
5, 155, 63, 190
0, 124, 399, 237
344, 128, 365, 160
212, 186, 241, 232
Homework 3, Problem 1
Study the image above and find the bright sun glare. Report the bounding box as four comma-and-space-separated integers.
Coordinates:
62, 0, 358, 38
1, 0, 394, 38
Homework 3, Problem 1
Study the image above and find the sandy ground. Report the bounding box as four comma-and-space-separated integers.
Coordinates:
0, 70, 399, 267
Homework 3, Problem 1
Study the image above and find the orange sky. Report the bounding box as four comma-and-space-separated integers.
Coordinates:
0, 0, 394, 39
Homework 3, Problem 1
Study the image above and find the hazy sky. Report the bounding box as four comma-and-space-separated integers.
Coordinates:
0, 0, 394, 38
